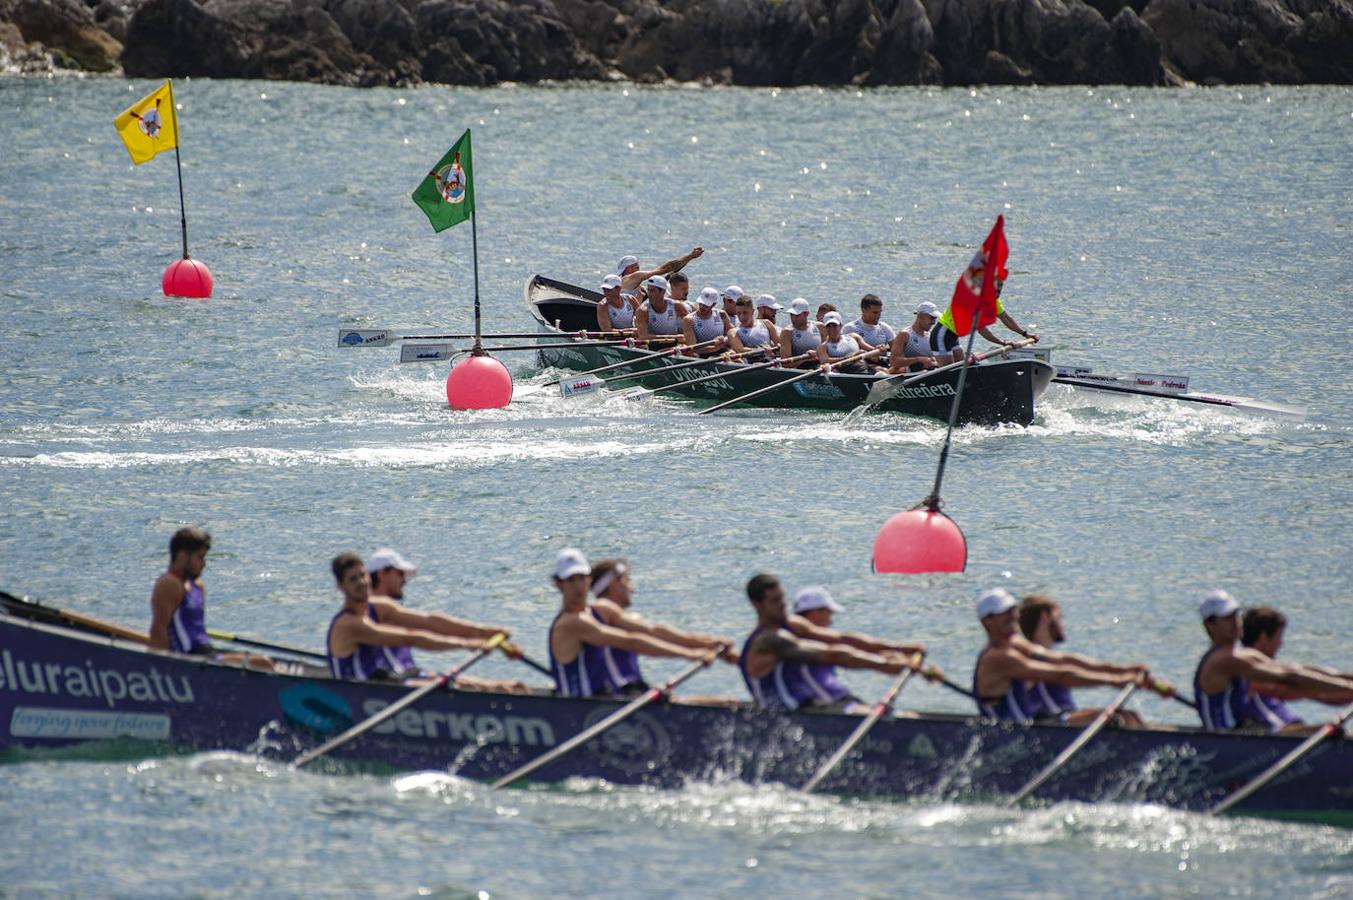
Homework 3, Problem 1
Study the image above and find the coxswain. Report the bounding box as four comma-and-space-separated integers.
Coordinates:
682, 287, 731, 355
595, 274, 634, 333
755, 294, 783, 328
548, 548, 714, 698
974, 588, 1150, 723
327, 552, 497, 683
1017, 594, 1149, 727
1196, 591, 1353, 734
931, 280, 1037, 364
148, 527, 272, 669
633, 275, 686, 343
888, 301, 941, 374
741, 575, 920, 713
778, 298, 822, 368
586, 558, 736, 696
616, 247, 704, 294
727, 294, 777, 360
842, 294, 897, 353
366, 548, 526, 692
816, 312, 873, 373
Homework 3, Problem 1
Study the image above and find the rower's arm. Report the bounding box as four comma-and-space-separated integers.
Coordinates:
728, 328, 751, 353
376, 601, 510, 641
1236, 655, 1353, 696
634, 307, 652, 342
997, 310, 1034, 340
338, 616, 487, 652
681, 317, 699, 348
757, 629, 903, 674
778, 329, 794, 359
596, 302, 613, 333
147, 576, 181, 651
1033, 645, 1143, 677
996, 652, 1136, 689
788, 615, 924, 657
568, 613, 706, 660
656, 247, 703, 276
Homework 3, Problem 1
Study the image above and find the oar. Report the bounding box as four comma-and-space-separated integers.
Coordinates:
339, 328, 637, 348
208, 629, 326, 662
1209, 699, 1353, 816
5, 597, 151, 645
571, 347, 766, 399
399, 340, 635, 364
857, 337, 1037, 411
620, 351, 815, 401
697, 348, 883, 415
291, 633, 506, 770
1007, 682, 1139, 806
1051, 373, 1306, 419
489, 649, 721, 790
539, 339, 722, 389
802, 654, 923, 793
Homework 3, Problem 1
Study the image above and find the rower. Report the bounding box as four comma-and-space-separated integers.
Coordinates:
587, 558, 736, 696
327, 552, 497, 682
888, 301, 941, 374
616, 246, 704, 294
816, 312, 872, 373
842, 293, 897, 354
815, 303, 837, 326
668, 271, 691, 309
778, 298, 822, 368
1017, 593, 1148, 728
786, 586, 934, 710
1195, 591, 1353, 735
595, 274, 634, 332
681, 287, 731, 355
633, 275, 687, 343
974, 588, 1149, 724
741, 574, 919, 713
548, 548, 713, 698
367, 548, 525, 692
721, 285, 745, 322
727, 294, 777, 361
1242, 606, 1353, 727
755, 294, 783, 328
148, 528, 272, 669
931, 279, 1037, 364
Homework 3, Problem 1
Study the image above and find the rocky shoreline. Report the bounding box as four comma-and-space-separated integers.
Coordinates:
3, 0, 1351, 87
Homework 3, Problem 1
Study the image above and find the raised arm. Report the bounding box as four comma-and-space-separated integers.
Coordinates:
619, 247, 704, 291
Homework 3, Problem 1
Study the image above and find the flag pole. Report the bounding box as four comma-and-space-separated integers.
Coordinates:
922, 305, 981, 511
167, 79, 189, 260
470, 208, 482, 355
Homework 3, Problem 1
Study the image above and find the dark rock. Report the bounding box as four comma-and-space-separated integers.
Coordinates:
868, 0, 942, 85
1140, 0, 1336, 85
2, 0, 122, 69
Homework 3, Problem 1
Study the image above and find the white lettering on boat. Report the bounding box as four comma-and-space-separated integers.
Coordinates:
361, 698, 556, 746
0, 649, 195, 709
10, 706, 171, 739
890, 383, 957, 400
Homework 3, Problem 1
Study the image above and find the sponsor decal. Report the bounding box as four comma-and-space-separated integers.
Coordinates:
11, 706, 170, 740
279, 684, 353, 734
791, 381, 846, 400
579, 708, 671, 774
360, 698, 555, 746
1133, 373, 1189, 393
907, 733, 938, 759
0, 649, 195, 709
891, 383, 957, 401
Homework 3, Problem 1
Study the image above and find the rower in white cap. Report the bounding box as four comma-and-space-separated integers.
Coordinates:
755, 293, 783, 328
888, 301, 942, 374
778, 298, 822, 368
634, 274, 687, 342
595, 273, 635, 333
816, 312, 870, 373
615, 246, 705, 294
682, 287, 731, 355
721, 285, 745, 322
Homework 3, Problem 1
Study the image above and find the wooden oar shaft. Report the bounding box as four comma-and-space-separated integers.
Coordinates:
542, 340, 721, 388
207, 629, 325, 662
606, 346, 762, 386
489, 652, 717, 790
1209, 700, 1353, 816
292, 634, 505, 770
1007, 682, 1138, 806
802, 658, 921, 794
698, 348, 881, 415
56, 608, 149, 645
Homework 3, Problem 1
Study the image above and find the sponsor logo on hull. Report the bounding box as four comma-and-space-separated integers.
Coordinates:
791, 381, 846, 400
360, 698, 556, 747
0, 648, 196, 709
11, 706, 170, 740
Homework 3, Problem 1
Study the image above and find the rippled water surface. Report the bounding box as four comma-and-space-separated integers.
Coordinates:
1, 79, 1351, 895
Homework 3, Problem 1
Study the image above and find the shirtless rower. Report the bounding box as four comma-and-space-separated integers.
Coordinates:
1017, 593, 1148, 727
682, 287, 731, 355
931, 280, 1037, 365
1242, 606, 1353, 729
327, 552, 499, 683
778, 298, 822, 369
616, 247, 704, 294
1195, 591, 1353, 735
366, 548, 525, 692
587, 558, 736, 696
727, 294, 777, 360
974, 588, 1151, 724
148, 527, 272, 669
816, 312, 874, 374
888, 301, 941, 374
548, 548, 715, 698
633, 275, 687, 343
595, 274, 635, 333
741, 575, 920, 713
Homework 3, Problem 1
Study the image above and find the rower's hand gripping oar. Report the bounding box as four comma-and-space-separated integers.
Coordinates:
802, 653, 924, 793
291, 633, 506, 770
696, 348, 884, 416
489, 646, 725, 790
620, 351, 815, 402
542, 338, 722, 390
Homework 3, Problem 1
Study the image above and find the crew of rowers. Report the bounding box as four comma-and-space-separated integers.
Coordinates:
594, 248, 1039, 373
150, 528, 1353, 735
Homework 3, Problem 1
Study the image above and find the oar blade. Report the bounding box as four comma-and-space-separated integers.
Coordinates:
872, 508, 967, 574
399, 343, 456, 363
560, 375, 603, 399
338, 329, 394, 348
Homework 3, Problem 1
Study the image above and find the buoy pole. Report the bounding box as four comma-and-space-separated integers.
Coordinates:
470, 208, 482, 355
168, 79, 189, 260
923, 305, 982, 511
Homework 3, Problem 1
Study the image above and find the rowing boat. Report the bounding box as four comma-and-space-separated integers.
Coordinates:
3, 592, 1347, 826
527, 276, 1055, 427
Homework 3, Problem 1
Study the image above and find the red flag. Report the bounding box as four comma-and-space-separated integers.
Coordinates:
948, 215, 1008, 337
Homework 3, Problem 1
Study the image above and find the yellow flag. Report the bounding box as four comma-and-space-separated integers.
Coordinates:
114, 81, 178, 165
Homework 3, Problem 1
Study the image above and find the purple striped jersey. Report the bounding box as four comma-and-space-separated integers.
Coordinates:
169, 579, 211, 654
973, 647, 1040, 723
739, 626, 823, 711
327, 609, 403, 681
1193, 647, 1279, 732
548, 610, 627, 697
591, 607, 643, 690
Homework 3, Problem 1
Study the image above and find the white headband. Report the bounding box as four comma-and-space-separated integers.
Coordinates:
591, 562, 628, 596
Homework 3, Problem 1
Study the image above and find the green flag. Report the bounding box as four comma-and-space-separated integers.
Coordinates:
412, 129, 474, 232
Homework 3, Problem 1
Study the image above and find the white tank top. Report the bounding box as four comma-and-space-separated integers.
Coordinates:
603, 300, 635, 330
844, 319, 895, 346
789, 323, 822, 355
824, 335, 861, 360
901, 327, 932, 359
688, 311, 726, 343
644, 301, 680, 335
735, 320, 772, 348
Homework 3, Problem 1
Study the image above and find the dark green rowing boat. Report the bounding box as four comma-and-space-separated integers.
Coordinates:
527, 275, 1054, 426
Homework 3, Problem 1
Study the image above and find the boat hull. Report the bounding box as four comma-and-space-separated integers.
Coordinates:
2, 609, 1349, 826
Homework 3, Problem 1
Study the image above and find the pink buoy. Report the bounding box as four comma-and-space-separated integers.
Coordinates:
445, 354, 513, 410
162, 258, 214, 299
872, 508, 967, 574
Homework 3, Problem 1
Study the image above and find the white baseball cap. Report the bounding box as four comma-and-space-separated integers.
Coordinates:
600, 274, 622, 291
644, 274, 670, 293
722, 285, 745, 301
755, 294, 783, 311
1199, 589, 1239, 620
787, 298, 811, 316
616, 255, 639, 274
822, 311, 843, 326
697, 287, 721, 307
915, 301, 941, 317
976, 587, 1017, 619
793, 586, 843, 614
367, 548, 417, 577
554, 547, 591, 580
